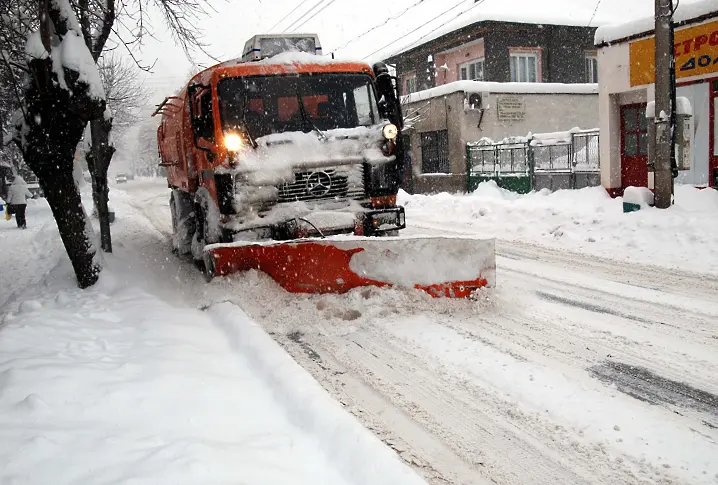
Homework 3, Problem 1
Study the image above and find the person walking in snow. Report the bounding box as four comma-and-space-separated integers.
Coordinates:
6, 176, 33, 229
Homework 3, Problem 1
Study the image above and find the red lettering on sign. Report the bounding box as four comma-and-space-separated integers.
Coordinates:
694, 34, 709, 51
682, 38, 693, 54
674, 43, 682, 56
710, 31, 718, 46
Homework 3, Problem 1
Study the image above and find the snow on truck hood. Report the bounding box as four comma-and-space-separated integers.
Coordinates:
222, 125, 394, 186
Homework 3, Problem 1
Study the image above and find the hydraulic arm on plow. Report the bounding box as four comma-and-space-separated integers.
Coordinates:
156, 33, 495, 298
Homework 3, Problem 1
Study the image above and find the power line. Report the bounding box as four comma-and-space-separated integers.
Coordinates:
292, 0, 340, 31
267, 0, 312, 32
587, 0, 603, 27
330, 0, 429, 55
362, 0, 482, 60
283, 0, 327, 32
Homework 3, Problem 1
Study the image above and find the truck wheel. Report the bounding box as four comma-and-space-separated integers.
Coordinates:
191, 190, 220, 269
170, 190, 195, 256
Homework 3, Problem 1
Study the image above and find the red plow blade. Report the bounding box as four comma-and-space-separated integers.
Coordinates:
204, 237, 495, 298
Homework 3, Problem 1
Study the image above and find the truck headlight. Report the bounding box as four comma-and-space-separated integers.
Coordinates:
382, 123, 398, 140
224, 132, 244, 152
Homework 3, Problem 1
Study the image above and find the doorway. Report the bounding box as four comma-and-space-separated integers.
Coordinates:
711, 79, 718, 187
620, 103, 649, 188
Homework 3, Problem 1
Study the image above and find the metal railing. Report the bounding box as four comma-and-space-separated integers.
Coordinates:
466, 129, 600, 193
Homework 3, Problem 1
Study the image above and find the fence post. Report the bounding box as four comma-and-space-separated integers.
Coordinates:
465, 144, 471, 192
527, 140, 535, 192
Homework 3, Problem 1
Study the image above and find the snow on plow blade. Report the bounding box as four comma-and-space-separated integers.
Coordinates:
204, 237, 495, 298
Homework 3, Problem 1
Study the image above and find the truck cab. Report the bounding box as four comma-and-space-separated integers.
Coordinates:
157, 34, 406, 261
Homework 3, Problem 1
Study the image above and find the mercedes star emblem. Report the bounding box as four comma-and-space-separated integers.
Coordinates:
305, 171, 332, 197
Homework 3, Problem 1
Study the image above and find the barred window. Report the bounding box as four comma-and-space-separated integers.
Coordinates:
421, 130, 450, 173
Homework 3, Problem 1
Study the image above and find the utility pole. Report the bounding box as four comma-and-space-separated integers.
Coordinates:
653, 0, 675, 209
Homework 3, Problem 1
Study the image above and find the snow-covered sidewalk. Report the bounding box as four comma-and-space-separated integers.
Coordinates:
0, 188, 426, 485
400, 182, 718, 276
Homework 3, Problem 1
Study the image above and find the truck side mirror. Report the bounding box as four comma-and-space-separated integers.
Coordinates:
373, 62, 403, 130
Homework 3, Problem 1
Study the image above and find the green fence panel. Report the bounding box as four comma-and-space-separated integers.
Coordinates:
467, 174, 532, 194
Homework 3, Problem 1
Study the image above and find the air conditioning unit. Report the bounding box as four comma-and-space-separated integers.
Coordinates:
465, 92, 489, 111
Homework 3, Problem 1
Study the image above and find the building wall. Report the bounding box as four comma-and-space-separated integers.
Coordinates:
388, 22, 597, 91
434, 39, 485, 86
405, 90, 599, 193
597, 15, 717, 191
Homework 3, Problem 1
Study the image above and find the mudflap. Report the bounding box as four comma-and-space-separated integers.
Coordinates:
203, 236, 495, 298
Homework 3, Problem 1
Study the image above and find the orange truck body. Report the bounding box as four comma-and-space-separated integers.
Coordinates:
157, 60, 382, 202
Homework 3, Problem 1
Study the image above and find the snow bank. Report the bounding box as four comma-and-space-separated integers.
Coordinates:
402, 81, 598, 104
400, 182, 718, 275
209, 304, 427, 485
595, 0, 717, 45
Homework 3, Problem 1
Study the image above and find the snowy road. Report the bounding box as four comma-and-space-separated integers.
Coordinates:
6, 179, 715, 485
114, 179, 718, 485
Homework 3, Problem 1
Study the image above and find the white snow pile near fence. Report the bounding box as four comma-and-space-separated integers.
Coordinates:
0, 265, 426, 485
595, 0, 715, 45
400, 182, 718, 275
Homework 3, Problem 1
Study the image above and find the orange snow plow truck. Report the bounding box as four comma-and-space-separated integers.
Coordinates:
156, 34, 495, 297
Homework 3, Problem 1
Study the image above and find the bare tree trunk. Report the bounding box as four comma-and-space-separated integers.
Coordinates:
87, 116, 115, 252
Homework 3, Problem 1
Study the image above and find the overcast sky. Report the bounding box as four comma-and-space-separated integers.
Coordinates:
120, 0, 690, 104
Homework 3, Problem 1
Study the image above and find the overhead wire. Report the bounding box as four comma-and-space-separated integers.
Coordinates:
330, 0, 429, 55
362, 0, 486, 60
267, 0, 311, 32
283, 0, 328, 32
587, 0, 603, 27
292, 0, 340, 31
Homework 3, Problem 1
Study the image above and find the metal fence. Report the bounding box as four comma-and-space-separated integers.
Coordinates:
466, 129, 600, 193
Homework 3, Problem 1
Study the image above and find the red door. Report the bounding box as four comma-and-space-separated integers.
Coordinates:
621, 103, 649, 188
710, 80, 718, 187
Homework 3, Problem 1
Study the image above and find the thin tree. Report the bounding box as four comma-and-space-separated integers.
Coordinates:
0, 0, 212, 288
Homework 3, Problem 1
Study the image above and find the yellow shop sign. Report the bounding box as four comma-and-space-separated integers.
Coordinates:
630, 19, 718, 86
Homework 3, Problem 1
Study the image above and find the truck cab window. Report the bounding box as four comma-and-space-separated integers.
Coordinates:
193, 91, 215, 142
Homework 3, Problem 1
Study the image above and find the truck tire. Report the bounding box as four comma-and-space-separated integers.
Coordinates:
191, 188, 221, 266
170, 190, 195, 256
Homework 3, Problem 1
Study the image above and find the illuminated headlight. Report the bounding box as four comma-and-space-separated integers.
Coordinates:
382, 123, 398, 140
224, 132, 244, 152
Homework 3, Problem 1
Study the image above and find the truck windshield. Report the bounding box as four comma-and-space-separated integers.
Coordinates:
218, 73, 380, 139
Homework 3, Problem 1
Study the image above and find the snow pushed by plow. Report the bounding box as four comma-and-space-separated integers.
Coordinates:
206, 236, 495, 297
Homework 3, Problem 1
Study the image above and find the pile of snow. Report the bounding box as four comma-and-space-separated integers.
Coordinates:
402, 80, 598, 104
400, 182, 718, 275
595, 0, 715, 45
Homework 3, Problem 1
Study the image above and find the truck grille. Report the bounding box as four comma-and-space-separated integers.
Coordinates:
277, 165, 365, 203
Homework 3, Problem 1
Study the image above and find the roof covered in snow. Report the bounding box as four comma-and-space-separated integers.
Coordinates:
384, 0, 613, 60
595, 0, 718, 46
402, 81, 598, 104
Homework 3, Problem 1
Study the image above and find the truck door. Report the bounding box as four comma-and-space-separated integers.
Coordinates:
190, 87, 217, 186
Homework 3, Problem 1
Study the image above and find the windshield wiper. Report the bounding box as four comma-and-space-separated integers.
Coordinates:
239, 89, 258, 148
296, 86, 327, 141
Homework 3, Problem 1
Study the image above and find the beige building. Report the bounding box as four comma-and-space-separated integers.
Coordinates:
594, 0, 718, 195
402, 81, 599, 193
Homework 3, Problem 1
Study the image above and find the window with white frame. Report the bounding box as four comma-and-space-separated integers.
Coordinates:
509, 51, 539, 83
459, 59, 485, 81
585, 53, 598, 83
404, 75, 418, 94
